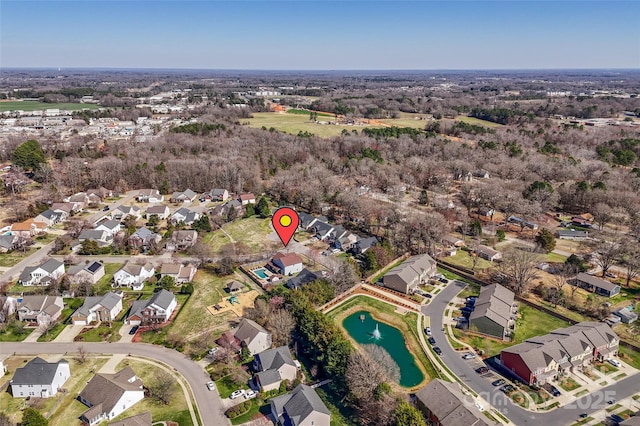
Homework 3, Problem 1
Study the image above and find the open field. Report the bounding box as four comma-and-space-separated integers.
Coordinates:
0, 248, 38, 268
444, 250, 494, 271
112, 359, 194, 425
452, 115, 504, 128
203, 217, 277, 254
0, 101, 100, 112
245, 112, 373, 138
4, 356, 109, 425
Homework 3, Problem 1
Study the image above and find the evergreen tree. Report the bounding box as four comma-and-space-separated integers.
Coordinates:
393, 401, 426, 426
12, 140, 46, 170
21, 408, 48, 426
418, 190, 429, 205
256, 196, 271, 218
535, 228, 556, 253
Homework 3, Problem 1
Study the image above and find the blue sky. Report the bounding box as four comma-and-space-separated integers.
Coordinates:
1, 1, 638, 69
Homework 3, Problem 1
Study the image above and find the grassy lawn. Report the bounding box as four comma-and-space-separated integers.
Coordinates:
0, 325, 32, 342
35, 356, 108, 425
246, 112, 381, 138
455, 115, 504, 128
315, 386, 359, 426
445, 250, 493, 271
0, 248, 38, 267
606, 403, 622, 412
558, 377, 581, 391
618, 346, 640, 370
203, 217, 277, 254
455, 304, 570, 357
38, 298, 84, 342
92, 262, 124, 294
109, 359, 194, 425
74, 323, 122, 342
327, 295, 437, 389
574, 389, 589, 398
230, 399, 265, 425
215, 374, 243, 399
613, 372, 627, 380
593, 361, 618, 375
546, 252, 568, 263
0, 101, 100, 111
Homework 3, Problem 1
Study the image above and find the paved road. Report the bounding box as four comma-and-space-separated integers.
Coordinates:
0, 342, 228, 425
423, 281, 639, 425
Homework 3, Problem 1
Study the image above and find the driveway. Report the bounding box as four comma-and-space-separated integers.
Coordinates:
52, 324, 85, 342
423, 280, 640, 425
0, 342, 229, 426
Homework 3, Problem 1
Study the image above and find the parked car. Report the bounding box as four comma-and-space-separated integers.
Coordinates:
128, 325, 139, 335
438, 277, 448, 283
608, 358, 622, 367
208, 347, 219, 355
462, 352, 475, 360
611, 414, 624, 423
428, 337, 436, 345
206, 381, 216, 391
579, 413, 588, 419
500, 384, 516, 393
549, 385, 561, 397
607, 398, 616, 405
230, 390, 246, 399
492, 379, 506, 387
424, 293, 433, 299
433, 347, 443, 356
474, 402, 484, 412
103, 206, 110, 211
424, 327, 432, 336
475, 367, 489, 374
245, 389, 256, 399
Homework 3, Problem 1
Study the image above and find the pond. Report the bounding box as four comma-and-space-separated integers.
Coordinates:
342, 310, 424, 387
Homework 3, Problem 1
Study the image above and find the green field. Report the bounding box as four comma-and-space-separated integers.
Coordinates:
203, 217, 276, 254
453, 116, 504, 128
245, 112, 365, 138
0, 101, 100, 112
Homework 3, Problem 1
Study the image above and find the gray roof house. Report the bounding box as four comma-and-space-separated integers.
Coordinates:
127, 227, 161, 251
225, 318, 272, 355
351, 236, 378, 254
210, 188, 229, 201
469, 284, 516, 340
312, 221, 334, 240
170, 207, 200, 225
166, 230, 198, 251
145, 205, 170, 220
67, 261, 106, 284
112, 205, 142, 220
285, 268, 320, 290
78, 229, 111, 245
79, 367, 145, 426
0, 234, 16, 252
556, 229, 589, 240
18, 258, 65, 286
16, 295, 64, 325
108, 412, 152, 426
270, 384, 331, 426
613, 307, 638, 324
34, 209, 64, 227
170, 189, 198, 203
254, 346, 298, 392
298, 212, 318, 230
575, 273, 621, 297
475, 245, 502, 261
71, 291, 123, 325
126, 289, 177, 325
415, 379, 491, 426
10, 357, 71, 399
382, 253, 436, 294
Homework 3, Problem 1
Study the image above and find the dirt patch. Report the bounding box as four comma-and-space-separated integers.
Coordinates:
207, 290, 259, 317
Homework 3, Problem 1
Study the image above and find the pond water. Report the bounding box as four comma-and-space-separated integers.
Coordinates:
342, 310, 424, 387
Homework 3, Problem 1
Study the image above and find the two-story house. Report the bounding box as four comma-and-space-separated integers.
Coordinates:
18, 258, 65, 286
71, 292, 123, 325
126, 289, 177, 325
11, 357, 71, 398
16, 295, 64, 326
113, 262, 155, 291
253, 346, 298, 392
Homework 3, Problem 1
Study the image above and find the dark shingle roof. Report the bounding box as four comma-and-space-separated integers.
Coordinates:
108, 412, 152, 426
11, 357, 69, 386
277, 384, 330, 426
286, 268, 319, 289
147, 289, 175, 310
415, 379, 490, 426
80, 367, 143, 418
256, 346, 295, 371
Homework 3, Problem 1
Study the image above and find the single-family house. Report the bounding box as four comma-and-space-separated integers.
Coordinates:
136, 189, 164, 203
500, 322, 619, 385
477, 207, 495, 218
126, 289, 177, 325
95, 219, 122, 237
473, 170, 490, 179
210, 188, 229, 201
63, 193, 90, 209
112, 205, 142, 221
507, 216, 539, 230
217, 318, 272, 355
108, 412, 152, 426
351, 236, 378, 255
170, 189, 198, 203
383, 253, 436, 294
271, 252, 304, 276
225, 280, 244, 293
0, 234, 17, 252
67, 261, 106, 285
253, 346, 298, 392
10, 357, 71, 398
17, 295, 64, 326
270, 384, 331, 426
159, 263, 197, 284
475, 245, 502, 262
556, 229, 589, 240
79, 367, 144, 426
71, 292, 123, 325
441, 235, 465, 248
166, 230, 198, 251
285, 268, 320, 290
18, 258, 65, 286
210, 200, 243, 217
238, 193, 256, 205
336, 232, 359, 251
113, 262, 155, 291
575, 273, 621, 298
311, 221, 334, 240
86, 187, 113, 200
170, 207, 200, 225
78, 229, 112, 246
34, 209, 65, 227
613, 307, 638, 324
10, 219, 47, 238
298, 212, 320, 230
415, 379, 490, 426
51, 202, 77, 215
469, 284, 516, 340
127, 227, 161, 251
145, 205, 170, 220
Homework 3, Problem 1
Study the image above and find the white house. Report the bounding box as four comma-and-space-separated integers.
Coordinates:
34, 209, 65, 227
18, 258, 65, 286
79, 367, 144, 426
271, 252, 304, 276
94, 219, 122, 238
112, 205, 142, 221
113, 262, 155, 291
238, 193, 256, 205
78, 229, 112, 245
170, 207, 200, 225
136, 189, 164, 203
145, 205, 170, 220
71, 292, 123, 325
67, 261, 106, 285
159, 263, 197, 284
11, 357, 71, 398
126, 289, 177, 325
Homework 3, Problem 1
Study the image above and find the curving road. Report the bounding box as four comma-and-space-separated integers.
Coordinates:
0, 342, 229, 426
423, 281, 639, 425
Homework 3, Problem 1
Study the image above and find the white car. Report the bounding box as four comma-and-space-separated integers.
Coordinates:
462, 352, 475, 360
230, 389, 246, 399
244, 389, 256, 399
206, 381, 216, 391
607, 358, 621, 368
208, 347, 219, 355
475, 402, 484, 412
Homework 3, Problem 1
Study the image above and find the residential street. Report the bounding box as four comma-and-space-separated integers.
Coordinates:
422, 281, 639, 425
0, 342, 229, 426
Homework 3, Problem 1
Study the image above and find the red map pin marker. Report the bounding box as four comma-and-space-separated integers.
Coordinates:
272, 207, 299, 247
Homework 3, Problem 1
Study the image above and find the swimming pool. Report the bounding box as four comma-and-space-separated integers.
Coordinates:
254, 268, 268, 279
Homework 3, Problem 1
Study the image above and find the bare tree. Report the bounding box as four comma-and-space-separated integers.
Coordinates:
147, 370, 176, 405
243, 299, 271, 327
345, 351, 387, 400
549, 272, 568, 307
268, 309, 296, 347
621, 240, 640, 287
0, 412, 16, 426
592, 202, 614, 231
499, 247, 540, 295
75, 346, 87, 364
329, 262, 359, 294
37, 317, 58, 337
594, 240, 622, 278
362, 344, 400, 383
188, 240, 213, 267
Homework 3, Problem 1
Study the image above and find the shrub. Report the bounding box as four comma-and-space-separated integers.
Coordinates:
226, 400, 252, 419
